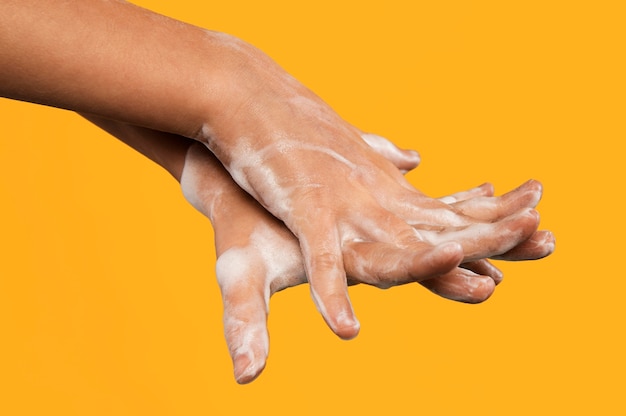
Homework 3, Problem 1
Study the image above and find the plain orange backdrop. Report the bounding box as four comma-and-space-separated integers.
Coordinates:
1, 1, 624, 415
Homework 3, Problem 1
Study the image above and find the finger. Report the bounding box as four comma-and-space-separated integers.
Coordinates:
391, 193, 472, 229
420, 268, 496, 304
492, 230, 555, 261
420, 208, 541, 262
297, 220, 360, 340
215, 250, 271, 384
439, 183, 494, 204
450, 180, 543, 221
342, 240, 463, 288
461, 259, 504, 285
360, 133, 421, 173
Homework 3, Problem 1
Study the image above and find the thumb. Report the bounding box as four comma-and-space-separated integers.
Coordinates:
360, 133, 420, 173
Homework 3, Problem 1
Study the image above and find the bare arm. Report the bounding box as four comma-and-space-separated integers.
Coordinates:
0, 0, 226, 137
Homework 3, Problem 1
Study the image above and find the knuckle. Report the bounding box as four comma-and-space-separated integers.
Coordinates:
215, 247, 258, 288
310, 251, 342, 274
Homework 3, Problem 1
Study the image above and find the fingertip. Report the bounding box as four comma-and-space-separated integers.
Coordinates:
483, 261, 504, 285
311, 288, 360, 340
334, 310, 361, 340
227, 329, 269, 384
492, 268, 504, 285
526, 178, 543, 191
535, 230, 557, 259
461, 260, 504, 285
233, 352, 266, 384
491, 229, 555, 261
525, 179, 543, 207
451, 274, 496, 304
480, 182, 495, 196
535, 230, 556, 258
359, 132, 420, 172
515, 207, 540, 227
394, 149, 421, 173
404, 149, 421, 169
525, 208, 541, 224
421, 271, 495, 304
464, 276, 496, 304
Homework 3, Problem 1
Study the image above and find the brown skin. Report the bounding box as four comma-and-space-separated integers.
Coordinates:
1, 0, 554, 342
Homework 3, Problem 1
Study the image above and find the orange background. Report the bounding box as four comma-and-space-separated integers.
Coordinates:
1, 1, 623, 414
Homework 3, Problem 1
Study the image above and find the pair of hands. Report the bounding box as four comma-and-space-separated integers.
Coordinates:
83, 33, 554, 384
180, 136, 553, 383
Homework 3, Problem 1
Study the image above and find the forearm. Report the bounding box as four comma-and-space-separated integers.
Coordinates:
0, 0, 239, 138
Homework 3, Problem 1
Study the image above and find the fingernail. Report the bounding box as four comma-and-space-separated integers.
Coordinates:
492, 268, 504, 285
480, 182, 495, 194
408, 150, 421, 163
525, 208, 540, 222
334, 309, 360, 340
233, 353, 263, 384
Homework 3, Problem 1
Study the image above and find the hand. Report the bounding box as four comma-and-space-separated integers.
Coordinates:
197, 34, 551, 339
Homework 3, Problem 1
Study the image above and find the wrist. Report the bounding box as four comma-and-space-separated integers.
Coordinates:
192, 33, 311, 153
180, 143, 248, 221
